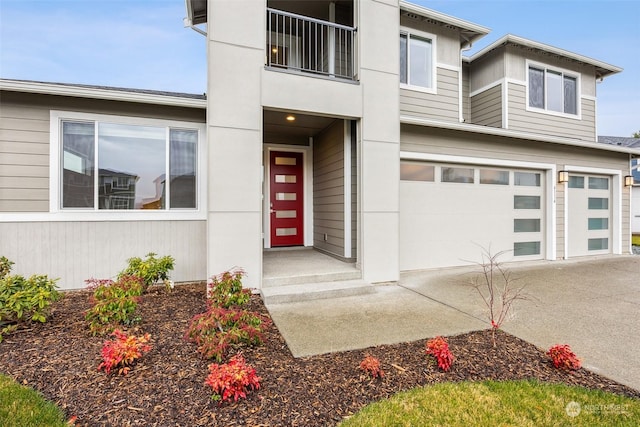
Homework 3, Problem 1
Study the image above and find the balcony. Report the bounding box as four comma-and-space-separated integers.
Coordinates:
266, 8, 356, 81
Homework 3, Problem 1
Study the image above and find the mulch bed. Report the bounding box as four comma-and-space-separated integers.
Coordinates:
1, 282, 638, 426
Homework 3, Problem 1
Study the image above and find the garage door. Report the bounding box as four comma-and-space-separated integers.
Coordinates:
400, 161, 545, 270
567, 174, 612, 257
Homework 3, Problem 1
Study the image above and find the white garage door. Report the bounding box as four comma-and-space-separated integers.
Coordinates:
400, 161, 546, 270
567, 174, 612, 257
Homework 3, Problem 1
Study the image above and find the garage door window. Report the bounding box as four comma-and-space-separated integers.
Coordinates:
514, 195, 540, 209
480, 169, 509, 185
514, 172, 540, 186
514, 241, 541, 256
588, 218, 608, 230
514, 219, 540, 233
588, 238, 608, 251
588, 177, 609, 190
588, 198, 608, 210
442, 167, 474, 183
568, 176, 584, 188
400, 161, 434, 181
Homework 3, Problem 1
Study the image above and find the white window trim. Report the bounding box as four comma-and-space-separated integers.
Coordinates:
400, 26, 437, 94
48, 110, 207, 221
525, 60, 581, 120
561, 165, 622, 259
400, 151, 557, 261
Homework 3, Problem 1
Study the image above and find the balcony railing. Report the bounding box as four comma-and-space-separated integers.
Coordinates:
267, 8, 356, 80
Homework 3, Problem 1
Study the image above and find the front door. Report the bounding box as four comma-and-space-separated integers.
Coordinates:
270, 151, 304, 246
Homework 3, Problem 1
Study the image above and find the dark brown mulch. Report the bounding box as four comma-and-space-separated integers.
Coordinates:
1, 282, 638, 426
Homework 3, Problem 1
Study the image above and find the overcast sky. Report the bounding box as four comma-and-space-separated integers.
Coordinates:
1, 0, 638, 136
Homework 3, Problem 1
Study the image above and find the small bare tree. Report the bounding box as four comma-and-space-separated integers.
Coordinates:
469, 247, 529, 346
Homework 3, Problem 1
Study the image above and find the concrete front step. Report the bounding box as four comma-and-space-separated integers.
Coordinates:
261, 279, 374, 305
262, 269, 362, 288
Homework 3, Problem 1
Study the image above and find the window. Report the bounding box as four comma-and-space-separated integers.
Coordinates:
568, 176, 584, 188
514, 241, 541, 256
588, 177, 609, 190
588, 198, 608, 210
58, 114, 201, 212
442, 167, 474, 183
514, 172, 541, 187
514, 195, 541, 209
480, 169, 509, 185
528, 64, 578, 115
400, 29, 435, 90
400, 161, 434, 181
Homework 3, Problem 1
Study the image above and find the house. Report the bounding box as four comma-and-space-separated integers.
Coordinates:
1, 0, 638, 291
598, 136, 640, 233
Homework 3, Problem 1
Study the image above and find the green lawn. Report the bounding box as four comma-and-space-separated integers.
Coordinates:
340, 380, 640, 427
0, 374, 68, 427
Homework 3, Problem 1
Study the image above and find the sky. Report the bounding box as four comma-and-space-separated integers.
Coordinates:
0, 0, 638, 137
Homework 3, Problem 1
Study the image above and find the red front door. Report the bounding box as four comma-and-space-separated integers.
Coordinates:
270, 151, 304, 246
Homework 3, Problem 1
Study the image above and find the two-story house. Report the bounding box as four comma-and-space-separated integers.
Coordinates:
0, 0, 636, 291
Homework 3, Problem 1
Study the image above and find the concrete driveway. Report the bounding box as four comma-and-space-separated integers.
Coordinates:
267, 256, 640, 391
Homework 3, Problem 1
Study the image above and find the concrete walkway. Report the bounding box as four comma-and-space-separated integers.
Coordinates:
266, 256, 640, 391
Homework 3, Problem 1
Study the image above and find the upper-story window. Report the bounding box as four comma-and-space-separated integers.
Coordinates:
52, 111, 205, 216
400, 28, 436, 92
528, 63, 578, 115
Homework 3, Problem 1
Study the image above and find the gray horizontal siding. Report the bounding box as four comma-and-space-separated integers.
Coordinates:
462, 65, 470, 123
470, 84, 502, 128
400, 67, 459, 122
400, 124, 631, 254
313, 120, 345, 257
0, 220, 207, 290
507, 82, 595, 141
0, 90, 205, 213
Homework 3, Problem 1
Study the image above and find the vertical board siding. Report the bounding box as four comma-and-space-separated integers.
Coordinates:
507, 82, 596, 141
400, 68, 459, 122
470, 84, 502, 128
0, 220, 207, 290
313, 120, 345, 257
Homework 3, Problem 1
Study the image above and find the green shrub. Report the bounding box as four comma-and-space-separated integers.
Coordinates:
0, 274, 60, 341
84, 275, 144, 335
0, 256, 14, 280
119, 252, 175, 292
207, 269, 251, 308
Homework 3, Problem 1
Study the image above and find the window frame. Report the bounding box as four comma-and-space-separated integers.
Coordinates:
399, 27, 437, 94
525, 60, 581, 119
50, 110, 206, 221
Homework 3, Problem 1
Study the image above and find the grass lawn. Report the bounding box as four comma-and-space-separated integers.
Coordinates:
0, 374, 69, 427
632, 235, 640, 246
340, 380, 640, 427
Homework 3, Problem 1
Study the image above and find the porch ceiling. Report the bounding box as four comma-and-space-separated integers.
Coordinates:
264, 110, 337, 141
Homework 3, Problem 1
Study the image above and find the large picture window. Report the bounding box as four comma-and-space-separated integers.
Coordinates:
528, 64, 578, 115
400, 29, 435, 90
60, 117, 199, 211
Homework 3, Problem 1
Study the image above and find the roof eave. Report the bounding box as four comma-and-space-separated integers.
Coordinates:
0, 79, 206, 109
470, 34, 622, 79
400, 115, 640, 156
185, 0, 207, 25
399, 0, 490, 46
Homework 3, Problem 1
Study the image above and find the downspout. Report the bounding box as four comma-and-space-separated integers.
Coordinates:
459, 38, 472, 123
183, 17, 207, 37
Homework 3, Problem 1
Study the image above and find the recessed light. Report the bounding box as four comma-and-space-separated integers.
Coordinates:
286, 115, 295, 121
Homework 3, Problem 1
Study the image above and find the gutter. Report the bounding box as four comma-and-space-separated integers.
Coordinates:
0, 79, 206, 109
400, 115, 640, 156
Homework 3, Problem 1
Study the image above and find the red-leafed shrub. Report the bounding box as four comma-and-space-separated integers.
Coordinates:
359, 355, 384, 379
185, 305, 271, 362
426, 336, 455, 372
204, 354, 261, 403
97, 329, 151, 375
547, 344, 582, 370
207, 269, 251, 308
